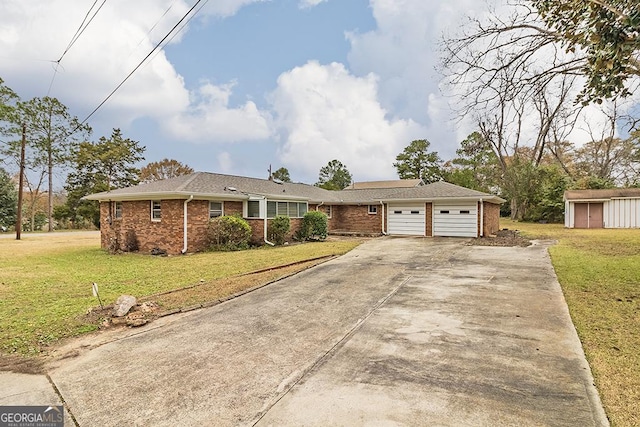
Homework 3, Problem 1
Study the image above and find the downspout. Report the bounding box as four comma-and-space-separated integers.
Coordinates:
181, 195, 194, 254
263, 216, 275, 246
316, 201, 324, 211
380, 201, 387, 235
263, 198, 275, 246
479, 198, 484, 237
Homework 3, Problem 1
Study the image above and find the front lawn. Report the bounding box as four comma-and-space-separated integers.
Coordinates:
502, 220, 640, 427
0, 233, 362, 356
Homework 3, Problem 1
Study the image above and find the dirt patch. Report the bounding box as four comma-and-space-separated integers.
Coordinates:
468, 229, 532, 247
0, 353, 45, 374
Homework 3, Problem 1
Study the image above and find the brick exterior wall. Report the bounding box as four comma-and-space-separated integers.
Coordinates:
100, 199, 244, 255
482, 201, 501, 236
331, 205, 382, 234
306, 204, 383, 235
101, 199, 307, 254
99, 197, 503, 253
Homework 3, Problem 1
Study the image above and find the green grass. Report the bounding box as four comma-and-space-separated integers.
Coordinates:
503, 219, 640, 427
0, 234, 361, 356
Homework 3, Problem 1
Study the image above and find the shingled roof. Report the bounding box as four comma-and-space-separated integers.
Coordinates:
85, 172, 504, 204
344, 179, 423, 190
564, 188, 640, 200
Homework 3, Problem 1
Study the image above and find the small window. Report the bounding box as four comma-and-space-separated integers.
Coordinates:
209, 201, 223, 219
247, 201, 260, 218
440, 210, 449, 214
411, 210, 419, 214
151, 201, 161, 221
394, 210, 402, 214
460, 210, 470, 214
368, 205, 378, 214
114, 202, 123, 219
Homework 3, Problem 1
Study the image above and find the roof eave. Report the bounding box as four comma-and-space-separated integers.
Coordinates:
83, 191, 249, 202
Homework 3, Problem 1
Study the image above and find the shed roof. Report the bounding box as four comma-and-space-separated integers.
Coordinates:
564, 188, 640, 201
84, 172, 504, 204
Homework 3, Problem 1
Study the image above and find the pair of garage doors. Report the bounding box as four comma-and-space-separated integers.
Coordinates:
387, 202, 478, 237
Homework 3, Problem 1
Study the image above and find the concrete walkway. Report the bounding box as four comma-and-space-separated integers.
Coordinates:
1, 238, 608, 426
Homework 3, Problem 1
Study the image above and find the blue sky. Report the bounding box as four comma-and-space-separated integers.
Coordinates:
0, 0, 497, 186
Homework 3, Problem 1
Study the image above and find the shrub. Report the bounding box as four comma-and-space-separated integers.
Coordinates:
300, 210, 328, 241
207, 215, 252, 251
268, 215, 291, 245
123, 229, 139, 252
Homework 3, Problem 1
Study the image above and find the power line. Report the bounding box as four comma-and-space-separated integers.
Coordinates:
46, 0, 108, 97
78, 0, 209, 127
123, 1, 179, 64
146, 0, 209, 65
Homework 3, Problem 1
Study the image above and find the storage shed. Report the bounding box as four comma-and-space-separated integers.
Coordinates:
564, 188, 640, 229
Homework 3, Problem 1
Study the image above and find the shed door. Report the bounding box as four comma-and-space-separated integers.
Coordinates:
574, 203, 603, 229
387, 203, 426, 235
433, 203, 478, 237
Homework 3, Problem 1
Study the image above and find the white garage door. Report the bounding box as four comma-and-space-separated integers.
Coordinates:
388, 203, 425, 235
433, 203, 478, 237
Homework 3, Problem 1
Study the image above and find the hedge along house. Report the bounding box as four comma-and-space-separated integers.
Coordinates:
564, 188, 640, 229
84, 172, 505, 254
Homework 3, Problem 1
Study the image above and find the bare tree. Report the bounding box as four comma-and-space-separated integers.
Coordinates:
440, 3, 586, 218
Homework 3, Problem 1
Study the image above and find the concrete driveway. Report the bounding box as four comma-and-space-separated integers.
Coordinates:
2, 237, 608, 426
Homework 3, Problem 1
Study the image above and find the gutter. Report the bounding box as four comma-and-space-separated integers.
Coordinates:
181, 195, 194, 254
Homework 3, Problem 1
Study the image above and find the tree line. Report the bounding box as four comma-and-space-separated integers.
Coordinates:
2, 0, 639, 228
0, 79, 195, 230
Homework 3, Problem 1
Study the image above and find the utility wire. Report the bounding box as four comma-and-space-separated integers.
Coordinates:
46, 0, 107, 97
146, 0, 209, 65
123, 1, 179, 64
77, 0, 208, 127
58, 0, 106, 63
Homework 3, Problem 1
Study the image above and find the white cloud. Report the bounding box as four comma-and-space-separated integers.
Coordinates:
200, 0, 266, 18
270, 61, 426, 181
217, 152, 234, 173
0, 0, 192, 126
165, 81, 273, 143
298, 0, 328, 9
346, 0, 486, 157
0, 0, 277, 145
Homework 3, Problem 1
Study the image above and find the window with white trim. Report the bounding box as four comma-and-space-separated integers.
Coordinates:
114, 202, 123, 219
368, 205, 378, 214
247, 201, 260, 218
266, 201, 308, 218
209, 201, 223, 219
151, 201, 161, 221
